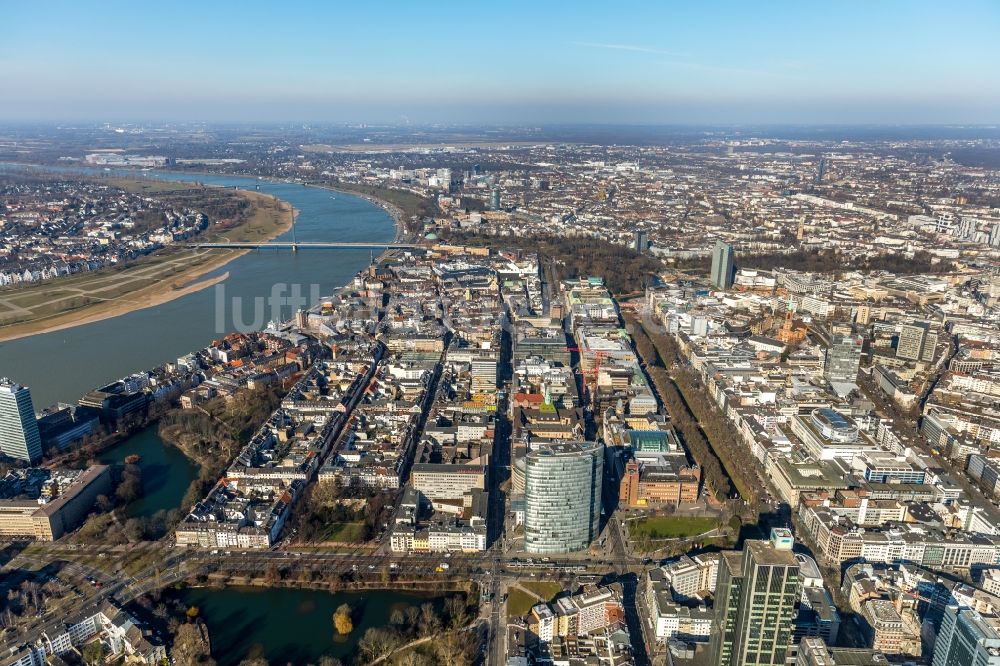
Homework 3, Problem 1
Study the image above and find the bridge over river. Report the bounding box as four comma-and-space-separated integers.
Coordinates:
189, 241, 422, 250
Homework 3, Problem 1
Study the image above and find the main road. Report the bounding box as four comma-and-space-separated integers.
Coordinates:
486, 322, 515, 666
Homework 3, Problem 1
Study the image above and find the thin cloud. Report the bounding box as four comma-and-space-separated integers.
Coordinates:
655, 59, 806, 80
573, 41, 683, 57
573, 41, 805, 80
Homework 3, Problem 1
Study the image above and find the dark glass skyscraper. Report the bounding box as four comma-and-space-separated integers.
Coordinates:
711, 240, 735, 290
634, 230, 648, 253
932, 605, 1000, 666
710, 529, 800, 666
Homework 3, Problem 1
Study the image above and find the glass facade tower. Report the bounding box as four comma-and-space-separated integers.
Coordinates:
825, 334, 864, 384
524, 441, 603, 554
0, 379, 42, 463
932, 605, 1000, 666
710, 529, 800, 666
711, 240, 735, 290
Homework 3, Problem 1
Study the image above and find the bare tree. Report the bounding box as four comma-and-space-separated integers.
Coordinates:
434, 630, 477, 666
418, 602, 441, 637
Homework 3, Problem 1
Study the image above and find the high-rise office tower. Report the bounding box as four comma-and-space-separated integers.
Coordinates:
711, 240, 735, 290
0, 379, 43, 463
524, 441, 603, 554
634, 230, 648, 253
710, 528, 800, 666
855, 304, 872, 326
932, 605, 1000, 666
815, 158, 826, 184
896, 321, 936, 363
490, 188, 502, 211
825, 334, 864, 384
921, 327, 938, 362
957, 217, 976, 241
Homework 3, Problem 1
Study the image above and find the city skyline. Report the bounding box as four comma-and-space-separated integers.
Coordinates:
4, 5, 1000, 663
3, 0, 999, 124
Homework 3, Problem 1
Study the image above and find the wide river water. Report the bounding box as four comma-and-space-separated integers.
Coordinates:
1, 167, 394, 518
1, 167, 415, 662
0, 168, 396, 409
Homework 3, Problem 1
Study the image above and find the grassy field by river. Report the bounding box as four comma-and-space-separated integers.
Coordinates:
0, 182, 293, 342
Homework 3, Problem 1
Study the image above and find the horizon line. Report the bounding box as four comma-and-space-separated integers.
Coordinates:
1, 120, 999, 128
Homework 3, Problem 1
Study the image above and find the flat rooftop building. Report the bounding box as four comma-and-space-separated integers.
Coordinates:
0, 465, 112, 541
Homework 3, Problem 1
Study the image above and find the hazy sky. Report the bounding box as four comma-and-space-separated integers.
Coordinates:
3, 0, 999, 124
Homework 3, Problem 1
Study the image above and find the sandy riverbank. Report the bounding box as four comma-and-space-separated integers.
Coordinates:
0, 271, 234, 343
0, 188, 293, 343
0, 174, 415, 343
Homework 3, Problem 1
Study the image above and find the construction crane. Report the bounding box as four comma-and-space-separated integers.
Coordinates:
565, 346, 612, 407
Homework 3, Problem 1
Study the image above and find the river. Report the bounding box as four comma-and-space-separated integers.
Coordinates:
0, 168, 396, 409
1, 167, 422, 659
1, 167, 396, 516
169, 586, 446, 665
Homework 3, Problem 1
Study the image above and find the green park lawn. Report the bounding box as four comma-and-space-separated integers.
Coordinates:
507, 580, 565, 618
629, 515, 717, 540
506, 588, 538, 617
319, 522, 367, 543
521, 580, 563, 600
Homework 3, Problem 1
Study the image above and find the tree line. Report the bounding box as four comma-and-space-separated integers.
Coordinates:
285, 481, 394, 544
354, 593, 477, 666
633, 317, 766, 510
158, 386, 283, 510
623, 313, 733, 501
442, 231, 663, 295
